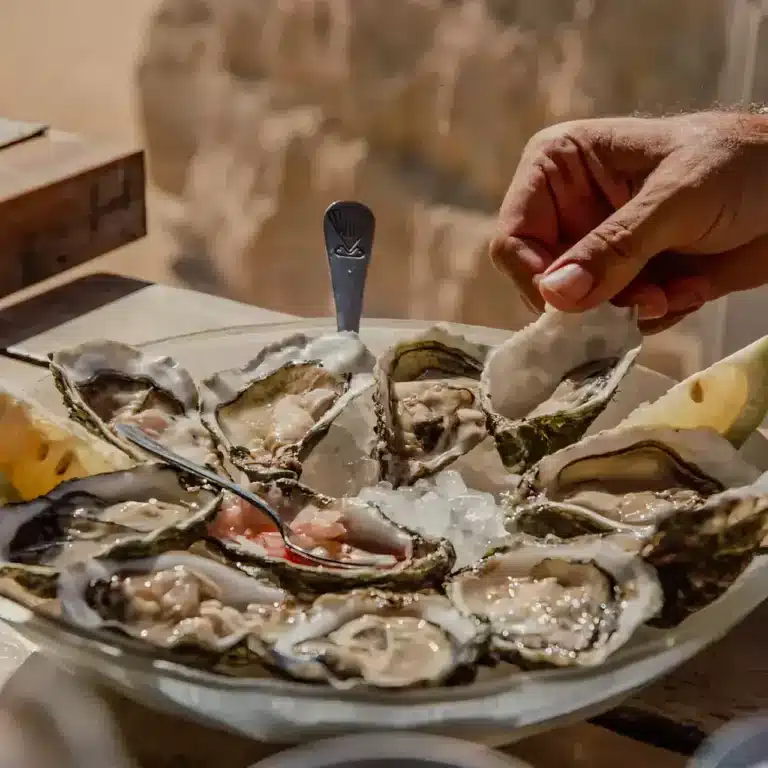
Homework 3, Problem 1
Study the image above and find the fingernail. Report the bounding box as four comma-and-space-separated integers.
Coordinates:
637, 304, 667, 321
537, 263, 594, 302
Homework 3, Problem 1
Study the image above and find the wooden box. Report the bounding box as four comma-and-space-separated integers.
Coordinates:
0, 118, 146, 299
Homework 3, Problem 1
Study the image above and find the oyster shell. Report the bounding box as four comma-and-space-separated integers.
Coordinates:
269, 589, 489, 689
206, 479, 455, 596
508, 426, 761, 542
0, 563, 58, 611
0, 382, 134, 502
201, 332, 375, 481
374, 326, 490, 486
642, 472, 768, 627
58, 552, 293, 674
298, 381, 380, 498
445, 538, 663, 667
0, 466, 222, 571
481, 304, 642, 472
50, 341, 224, 475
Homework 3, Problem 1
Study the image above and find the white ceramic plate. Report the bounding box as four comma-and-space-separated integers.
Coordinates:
249, 732, 533, 768
1, 318, 767, 747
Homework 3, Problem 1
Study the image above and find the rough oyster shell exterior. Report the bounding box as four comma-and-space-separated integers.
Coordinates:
481, 304, 642, 473
642, 472, 768, 627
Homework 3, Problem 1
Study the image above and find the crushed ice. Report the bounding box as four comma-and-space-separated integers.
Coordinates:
355, 470, 509, 569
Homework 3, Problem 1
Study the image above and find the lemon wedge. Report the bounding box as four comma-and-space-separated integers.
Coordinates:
619, 335, 768, 448
0, 385, 133, 501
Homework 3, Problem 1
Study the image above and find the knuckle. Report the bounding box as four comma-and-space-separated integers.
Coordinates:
524, 121, 591, 159
588, 219, 637, 262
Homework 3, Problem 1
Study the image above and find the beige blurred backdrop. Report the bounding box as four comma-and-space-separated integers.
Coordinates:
0, 0, 764, 379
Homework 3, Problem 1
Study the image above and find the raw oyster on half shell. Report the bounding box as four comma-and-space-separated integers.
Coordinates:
0, 466, 222, 611
481, 304, 642, 473
0, 466, 221, 570
201, 332, 374, 481
374, 326, 490, 486
269, 588, 489, 689
50, 341, 224, 475
58, 551, 294, 674
445, 538, 662, 667
507, 426, 761, 542
642, 472, 768, 627
206, 478, 455, 596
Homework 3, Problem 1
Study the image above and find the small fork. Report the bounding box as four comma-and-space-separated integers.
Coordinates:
115, 423, 392, 570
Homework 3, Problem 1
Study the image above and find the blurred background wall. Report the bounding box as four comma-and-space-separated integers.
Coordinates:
2, 0, 768, 379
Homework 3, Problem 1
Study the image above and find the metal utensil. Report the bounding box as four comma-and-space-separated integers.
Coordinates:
115, 423, 390, 570
323, 201, 375, 334
0, 346, 50, 368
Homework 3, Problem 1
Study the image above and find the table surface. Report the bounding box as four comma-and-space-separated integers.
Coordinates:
0, 273, 765, 767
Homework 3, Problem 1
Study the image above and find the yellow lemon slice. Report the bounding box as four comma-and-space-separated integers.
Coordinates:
620, 335, 768, 448
0, 386, 133, 501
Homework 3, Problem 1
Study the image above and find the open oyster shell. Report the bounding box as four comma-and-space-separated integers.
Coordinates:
269, 588, 489, 689
201, 332, 375, 481
374, 326, 490, 486
642, 472, 768, 628
206, 478, 455, 596
0, 466, 221, 573
507, 426, 761, 542
481, 304, 642, 473
445, 538, 663, 667
58, 552, 294, 675
50, 341, 225, 475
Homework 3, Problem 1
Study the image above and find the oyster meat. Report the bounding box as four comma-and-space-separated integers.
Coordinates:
50, 341, 224, 474
0, 466, 222, 572
207, 479, 455, 595
269, 589, 489, 689
446, 538, 663, 667
481, 304, 642, 472
201, 332, 374, 481
642, 472, 768, 627
374, 326, 490, 486
508, 426, 761, 541
58, 552, 292, 673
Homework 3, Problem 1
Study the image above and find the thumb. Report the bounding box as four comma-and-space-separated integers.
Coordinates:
536, 172, 682, 311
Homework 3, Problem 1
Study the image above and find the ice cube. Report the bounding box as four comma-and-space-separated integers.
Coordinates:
415, 491, 451, 538
435, 471, 467, 499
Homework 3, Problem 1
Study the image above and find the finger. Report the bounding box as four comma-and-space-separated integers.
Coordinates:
536, 160, 683, 311
490, 235, 553, 314
638, 308, 697, 335
660, 274, 711, 314
696, 234, 768, 299
613, 281, 669, 321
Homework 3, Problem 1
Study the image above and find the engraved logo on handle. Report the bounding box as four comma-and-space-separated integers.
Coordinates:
326, 206, 371, 259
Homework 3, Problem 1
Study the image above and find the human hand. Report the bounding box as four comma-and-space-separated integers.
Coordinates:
490, 112, 768, 333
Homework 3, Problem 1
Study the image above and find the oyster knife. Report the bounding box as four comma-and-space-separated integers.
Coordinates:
324, 201, 375, 334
